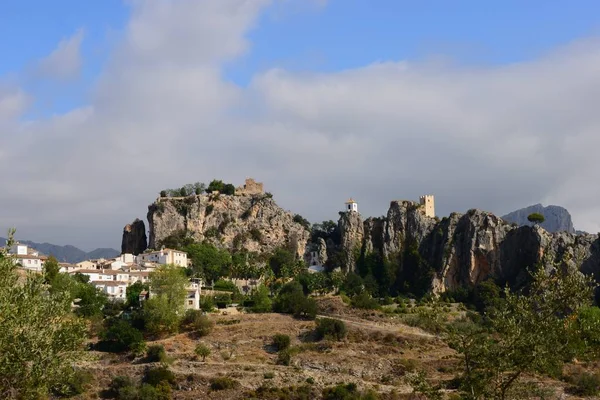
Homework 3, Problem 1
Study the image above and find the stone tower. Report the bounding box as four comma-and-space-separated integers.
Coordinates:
419, 195, 435, 218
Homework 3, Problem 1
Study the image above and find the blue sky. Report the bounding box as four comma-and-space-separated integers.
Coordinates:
2, 0, 600, 249
2, 0, 600, 112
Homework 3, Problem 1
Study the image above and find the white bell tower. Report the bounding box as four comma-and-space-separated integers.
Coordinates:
345, 198, 358, 213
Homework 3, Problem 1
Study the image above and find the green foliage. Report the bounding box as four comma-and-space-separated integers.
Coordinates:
249, 284, 272, 313
98, 319, 145, 353
195, 343, 211, 361
0, 230, 87, 398
143, 365, 176, 387
199, 296, 215, 312
322, 383, 379, 400
249, 228, 263, 242
450, 266, 594, 399
43, 255, 60, 283
406, 370, 443, 400
269, 247, 298, 278
52, 369, 93, 398
402, 304, 447, 334
73, 280, 108, 317
293, 214, 311, 231
350, 292, 380, 310
205, 204, 214, 215
565, 368, 600, 396
213, 279, 237, 291
272, 333, 291, 351
315, 318, 347, 341
342, 272, 364, 297
276, 349, 292, 366
145, 345, 168, 363
142, 296, 181, 337
184, 242, 231, 283
181, 309, 213, 336
206, 179, 235, 195
126, 281, 149, 309
145, 264, 188, 334
572, 306, 600, 359
209, 376, 239, 391
273, 282, 317, 319
156, 229, 194, 250
527, 212, 545, 224
161, 182, 205, 197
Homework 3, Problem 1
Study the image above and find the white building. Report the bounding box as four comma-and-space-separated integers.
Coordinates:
8, 243, 45, 272
345, 198, 358, 213
93, 281, 128, 300
137, 248, 188, 267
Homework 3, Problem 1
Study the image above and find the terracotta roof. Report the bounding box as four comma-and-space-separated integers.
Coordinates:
14, 254, 44, 260
70, 269, 100, 274
345, 198, 356, 203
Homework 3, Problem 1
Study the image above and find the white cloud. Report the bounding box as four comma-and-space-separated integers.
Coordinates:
37, 29, 84, 80
1, 0, 600, 249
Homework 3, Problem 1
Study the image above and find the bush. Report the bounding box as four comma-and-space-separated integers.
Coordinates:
276, 349, 292, 366
213, 279, 237, 291
143, 366, 176, 387
145, 345, 168, 363
315, 318, 347, 341
351, 292, 380, 310
272, 334, 291, 351
195, 343, 211, 361
322, 383, 379, 400
566, 370, 600, 396
205, 204, 214, 215
209, 376, 239, 391
263, 372, 275, 379
52, 369, 92, 397
249, 228, 263, 242
181, 309, 213, 336
106, 376, 136, 399
98, 319, 145, 353
199, 296, 215, 312
273, 282, 318, 319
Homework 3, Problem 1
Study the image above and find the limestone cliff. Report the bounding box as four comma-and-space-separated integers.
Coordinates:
146, 193, 310, 258
334, 201, 600, 294
121, 219, 147, 255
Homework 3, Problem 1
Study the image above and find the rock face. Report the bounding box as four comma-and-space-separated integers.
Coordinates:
146, 193, 310, 258
502, 203, 575, 233
332, 200, 600, 294
121, 219, 147, 255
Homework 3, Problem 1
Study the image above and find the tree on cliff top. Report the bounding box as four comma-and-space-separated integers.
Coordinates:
207, 179, 235, 195
0, 229, 87, 398
527, 212, 545, 225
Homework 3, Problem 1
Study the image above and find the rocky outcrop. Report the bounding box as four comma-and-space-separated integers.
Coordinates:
502, 203, 576, 233
332, 200, 600, 294
121, 219, 147, 255
146, 193, 310, 258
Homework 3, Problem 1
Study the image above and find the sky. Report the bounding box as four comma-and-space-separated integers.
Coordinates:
1, 0, 600, 250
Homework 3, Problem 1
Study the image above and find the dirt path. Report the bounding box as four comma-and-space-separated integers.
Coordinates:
316, 313, 435, 339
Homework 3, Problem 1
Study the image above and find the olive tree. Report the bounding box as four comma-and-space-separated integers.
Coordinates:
0, 230, 87, 398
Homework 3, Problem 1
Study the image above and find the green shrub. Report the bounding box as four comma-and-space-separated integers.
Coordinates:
276, 349, 291, 366
340, 294, 351, 305
249, 228, 263, 242
98, 319, 145, 353
209, 376, 239, 391
143, 366, 176, 387
351, 292, 380, 310
272, 334, 291, 351
145, 345, 168, 363
566, 370, 600, 396
199, 296, 214, 312
181, 309, 213, 336
195, 343, 211, 361
322, 383, 379, 400
52, 369, 92, 397
315, 318, 347, 341
263, 372, 275, 379
205, 204, 214, 216
273, 282, 317, 319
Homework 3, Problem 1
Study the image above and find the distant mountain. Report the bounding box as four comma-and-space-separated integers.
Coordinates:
0, 238, 120, 263
501, 204, 575, 233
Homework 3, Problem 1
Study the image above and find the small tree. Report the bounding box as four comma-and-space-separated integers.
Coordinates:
527, 212, 545, 225
272, 334, 291, 351
43, 255, 60, 283
160, 190, 167, 198
195, 343, 211, 361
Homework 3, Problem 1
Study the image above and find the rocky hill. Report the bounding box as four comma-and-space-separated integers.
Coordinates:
143, 191, 310, 258
501, 203, 575, 233
328, 201, 599, 294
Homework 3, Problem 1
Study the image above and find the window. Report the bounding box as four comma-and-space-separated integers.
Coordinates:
28, 260, 31, 264
188, 300, 193, 305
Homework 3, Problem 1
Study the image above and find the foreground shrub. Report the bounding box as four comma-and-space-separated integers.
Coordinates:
276, 349, 292, 366
98, 319, 145, 353
350, 292, 380, 310
273, 282, 317, 319
52, 369, 92, 397
209, 376, 239, 391
315, 318, 347, 341
181, 309, 213, 336
566, 369, 600, 396
145, 345, 169, 363
322, 383, 379, 400
195, 343, 211, 361
143, 366, 176, 387
272, 333, 291, 351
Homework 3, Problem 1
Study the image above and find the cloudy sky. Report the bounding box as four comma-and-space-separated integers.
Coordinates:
1, 0, 600, 250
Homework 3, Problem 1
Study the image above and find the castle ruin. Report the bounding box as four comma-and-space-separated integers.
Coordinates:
236, 178, 264, 196
419, 195, 435, 218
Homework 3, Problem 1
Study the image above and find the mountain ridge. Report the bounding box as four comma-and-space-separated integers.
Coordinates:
0, 237, 119, 263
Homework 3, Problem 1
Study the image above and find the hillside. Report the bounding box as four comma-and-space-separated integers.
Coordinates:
0, 237, 119, 263
501, 203, 576, 233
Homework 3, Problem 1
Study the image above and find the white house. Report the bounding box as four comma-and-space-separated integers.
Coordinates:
92, 281, 128, 300
345, 198, 358, 213
137, 248, 188, 267
128, 271, 150, 284
16, 254, 44, 272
